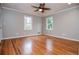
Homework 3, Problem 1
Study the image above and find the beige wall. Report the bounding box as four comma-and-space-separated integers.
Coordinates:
42, 7, 79, 40
2, 9, 42, 38
1, 6, 79, 41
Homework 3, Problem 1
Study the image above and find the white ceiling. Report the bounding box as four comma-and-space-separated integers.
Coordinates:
2, 3, 79, 17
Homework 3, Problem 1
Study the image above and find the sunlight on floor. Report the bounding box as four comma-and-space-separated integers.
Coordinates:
46, 39, 53, 51
23, 39, 32, 54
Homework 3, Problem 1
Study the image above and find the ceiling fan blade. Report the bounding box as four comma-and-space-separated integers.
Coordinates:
34, 9, 38, 12
40, 3, 42, 6
32, 5, 39, 8
39, 3, 45, 8
42, 3, 45, 6
42, 9, 44, 13
40, 3, 45, 6
44, 8, 51, 10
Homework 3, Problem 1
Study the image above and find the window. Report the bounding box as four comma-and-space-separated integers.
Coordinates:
46, 17, 53, 30
24, 16, 32, 30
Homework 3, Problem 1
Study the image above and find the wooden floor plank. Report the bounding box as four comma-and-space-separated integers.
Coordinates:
0, 35, 79, 55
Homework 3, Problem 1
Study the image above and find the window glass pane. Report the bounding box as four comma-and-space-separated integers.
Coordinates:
24, 16, 32, 30
46, 17, 53, 30
27, 17, 32, 24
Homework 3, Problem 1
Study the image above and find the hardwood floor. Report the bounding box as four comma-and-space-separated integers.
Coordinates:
0, 35, 79, 55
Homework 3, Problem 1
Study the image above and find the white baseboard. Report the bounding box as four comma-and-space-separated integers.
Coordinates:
2, 34, 41, 40
1, 34, 79, 42
45, 34, 79, 42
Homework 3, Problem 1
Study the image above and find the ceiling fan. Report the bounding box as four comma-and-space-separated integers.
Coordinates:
32, 3, 51, 13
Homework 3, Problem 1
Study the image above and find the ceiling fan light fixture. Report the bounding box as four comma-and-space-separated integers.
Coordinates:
32, 3, 50, 13
39, 9, 42, 11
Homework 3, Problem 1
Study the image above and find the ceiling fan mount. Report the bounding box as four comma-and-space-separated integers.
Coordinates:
32, 3, 51, 13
